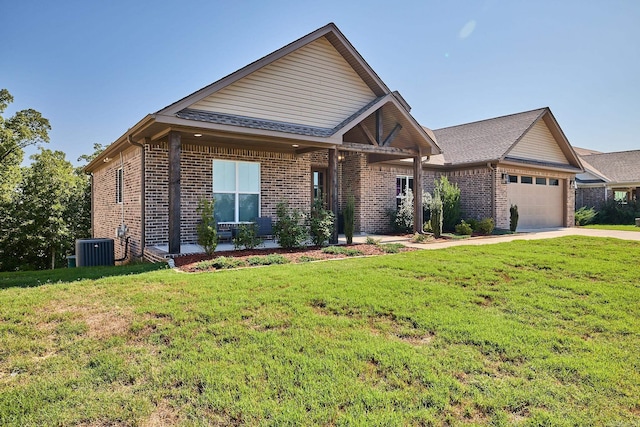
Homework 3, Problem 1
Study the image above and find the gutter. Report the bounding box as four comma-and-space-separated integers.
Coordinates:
128, 134, 145, 259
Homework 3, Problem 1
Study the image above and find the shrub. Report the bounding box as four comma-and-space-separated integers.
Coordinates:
344, 195, 355, 244
246, 254, 289, 266
322, 246, 363, 256
510, 204, 519, 232
411, 233, 432, 243
455, 220, 473, 235
476, 218, 495, 235
575, 206, 597, 226
430, 190, 443, 238
594, 200, 639, 225
434, 177, 461, 232
196, 198, 217, 255
195, 256, 246, 270
380, 243, 405, 253
389, 188, 414, 233
365, 236, 381, 245
467, 218, 479, 231
233, 223, 262, 250
273, 200, 307, 249
389, 189, 433, 234
308, 196, 335, 246
299, 255, 320, 263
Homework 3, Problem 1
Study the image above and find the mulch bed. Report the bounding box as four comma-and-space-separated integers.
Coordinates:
174, 243, 417, 272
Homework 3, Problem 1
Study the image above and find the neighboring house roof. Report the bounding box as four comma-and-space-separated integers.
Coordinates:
426, 108, 583, 171
578, 150, 640, 184
573, 146, 603, 156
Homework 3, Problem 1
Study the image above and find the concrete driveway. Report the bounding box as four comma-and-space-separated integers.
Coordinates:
351, 227, 640, 250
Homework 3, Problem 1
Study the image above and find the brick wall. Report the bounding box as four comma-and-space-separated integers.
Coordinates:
91, 146, 143, 261
144, 143, 312, 246
443, 167, 494, 221
576, 186, 606, 209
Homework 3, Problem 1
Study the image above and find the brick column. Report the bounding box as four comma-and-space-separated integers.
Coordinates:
168, 131, 181, 254
413, 152, 423, 233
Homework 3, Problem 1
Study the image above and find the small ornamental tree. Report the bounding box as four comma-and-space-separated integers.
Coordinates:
510, 204, 519, 232
344, 195, 355, 244
196, 198, 217, 255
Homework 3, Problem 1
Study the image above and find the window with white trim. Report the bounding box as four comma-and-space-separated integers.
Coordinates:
396, 176, 414, 208
116, 168, 123, 204
213, 160, 260, 223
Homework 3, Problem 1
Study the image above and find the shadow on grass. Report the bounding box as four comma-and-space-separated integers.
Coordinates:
0, 263, 167, 290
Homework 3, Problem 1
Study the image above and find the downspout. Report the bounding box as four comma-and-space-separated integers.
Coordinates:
128, 135, 145, 259
487, 162, 495, 221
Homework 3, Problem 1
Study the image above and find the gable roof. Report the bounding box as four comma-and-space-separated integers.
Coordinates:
158, 23, 390, 116
154, 22, 437, 152
579, 150, 640, 184
428, 107, 582, 171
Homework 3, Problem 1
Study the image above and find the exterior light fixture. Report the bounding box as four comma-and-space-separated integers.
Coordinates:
292, 144, 299, 148
501, 173, 509, 184
194, 133, 202, 137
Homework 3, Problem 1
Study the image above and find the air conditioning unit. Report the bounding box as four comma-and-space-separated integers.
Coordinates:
76, 238, 115, 267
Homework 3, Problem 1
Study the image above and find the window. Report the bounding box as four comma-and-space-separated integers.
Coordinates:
521, 176, 533, 184
116, 168, 123, 204
536, 177, 547, 185
549, 178, 559, 186
212, 160, 260, 223
509, 175, 518, 184
396, 176, 414, 208
614, 191, 628, 204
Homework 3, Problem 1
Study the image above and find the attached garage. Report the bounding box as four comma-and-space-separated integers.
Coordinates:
429, 107, 584, 230
507, 175, 564, 228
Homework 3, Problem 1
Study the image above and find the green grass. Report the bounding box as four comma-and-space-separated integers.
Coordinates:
582, 224, 640, 232
1, 236, 639, 425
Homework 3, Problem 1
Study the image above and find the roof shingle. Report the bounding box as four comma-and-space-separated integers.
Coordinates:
580, 151, 640, 183
430, 108, 546, 165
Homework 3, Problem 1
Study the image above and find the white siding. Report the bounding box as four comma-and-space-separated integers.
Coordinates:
190, 37, 377, 128
509, 120, 568, 164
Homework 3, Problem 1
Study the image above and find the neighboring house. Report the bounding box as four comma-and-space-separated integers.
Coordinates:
424, 108, 582, 229
85, 23, 583, 261
575, 149, 640, 208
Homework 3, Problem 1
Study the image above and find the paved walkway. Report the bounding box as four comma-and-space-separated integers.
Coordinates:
352, 227, 640, 250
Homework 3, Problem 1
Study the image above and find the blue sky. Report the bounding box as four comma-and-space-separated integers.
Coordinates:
2, 0, 639, 164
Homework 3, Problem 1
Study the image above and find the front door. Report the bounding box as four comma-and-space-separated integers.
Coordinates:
312, 168, 327, 205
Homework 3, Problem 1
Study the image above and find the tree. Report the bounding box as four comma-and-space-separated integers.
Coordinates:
0, 149, 82, 270
0, 89, 50, 203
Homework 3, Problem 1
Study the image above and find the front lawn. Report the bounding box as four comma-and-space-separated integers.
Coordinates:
582, 224, 640, 232
1, 236, 639, 425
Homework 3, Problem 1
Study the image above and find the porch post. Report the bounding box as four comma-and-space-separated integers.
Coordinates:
328, 148, 339, 244
168, 131, 181, 254
413, 151, 423, 234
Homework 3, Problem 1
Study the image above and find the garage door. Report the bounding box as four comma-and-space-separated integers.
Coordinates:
507, 176, 564, 228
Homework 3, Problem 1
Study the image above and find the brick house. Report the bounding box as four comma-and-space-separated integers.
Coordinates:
575, 148, 640, 208
85, 23, 582, 261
